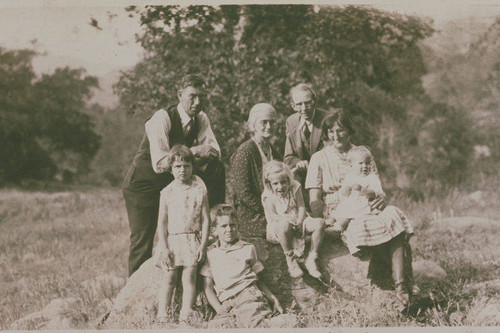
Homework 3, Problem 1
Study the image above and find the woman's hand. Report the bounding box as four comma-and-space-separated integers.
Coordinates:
369, 195, 386, 211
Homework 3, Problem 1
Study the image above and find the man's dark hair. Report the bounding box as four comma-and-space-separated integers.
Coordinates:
211, 204, 238, 227
178, 74, 206, 90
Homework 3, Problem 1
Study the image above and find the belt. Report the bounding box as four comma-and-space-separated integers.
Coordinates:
167, 231, 200, 235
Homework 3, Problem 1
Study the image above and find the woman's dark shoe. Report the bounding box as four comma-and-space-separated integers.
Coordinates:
409, 283, 421, 296
394, 281, 410, 306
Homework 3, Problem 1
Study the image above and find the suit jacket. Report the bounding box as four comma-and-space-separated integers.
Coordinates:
283, 108, 330, 169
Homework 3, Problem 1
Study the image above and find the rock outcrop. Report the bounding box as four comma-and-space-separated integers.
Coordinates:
103, 236, 446, 328
10, 297, 81, 330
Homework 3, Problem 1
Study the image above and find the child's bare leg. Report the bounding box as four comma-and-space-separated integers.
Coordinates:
179, 266, 198, 320
158, 269, 179, 319
277, 220, 302, 278
276, 220, 294, 253
304, 218, 325, 254
303, 218, 324, 278
335, 218, 351, 231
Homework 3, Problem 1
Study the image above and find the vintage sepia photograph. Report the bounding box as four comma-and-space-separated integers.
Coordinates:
0, 0, 499, 330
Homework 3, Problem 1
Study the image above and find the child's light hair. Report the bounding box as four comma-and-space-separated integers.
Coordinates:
262, 160, 294, 192
167, 144, 194, 172
347, 145, 373, 163
210, 204, 238, 228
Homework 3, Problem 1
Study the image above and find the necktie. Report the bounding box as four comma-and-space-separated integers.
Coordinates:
184, 119, 193, 136
303, 122, 311, 141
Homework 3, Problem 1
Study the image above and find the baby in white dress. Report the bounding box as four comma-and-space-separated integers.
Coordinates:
331, 146, 385, 231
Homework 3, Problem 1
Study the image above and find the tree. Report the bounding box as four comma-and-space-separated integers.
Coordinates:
116, 5, 473, 191
0, 47, 101, 184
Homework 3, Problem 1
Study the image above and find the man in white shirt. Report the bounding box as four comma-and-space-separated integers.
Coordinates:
122, 74, 225, 276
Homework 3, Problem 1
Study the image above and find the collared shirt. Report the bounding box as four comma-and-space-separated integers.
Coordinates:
145, 104, 221, 173
298, 115, 313, 134
200, 239, 264, 302
177, 104, 195, 133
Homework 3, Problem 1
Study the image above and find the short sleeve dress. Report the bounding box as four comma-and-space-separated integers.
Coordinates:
154, 175, 207, 268
261, 180, 305, 255
306, 145, 413, 255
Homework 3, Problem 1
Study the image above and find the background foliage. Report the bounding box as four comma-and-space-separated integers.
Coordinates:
2, 5, 498, 194
115, 5, 481, 195
0, 48, 100, 185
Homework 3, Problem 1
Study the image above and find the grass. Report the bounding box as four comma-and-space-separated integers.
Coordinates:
0, 175, 498, 328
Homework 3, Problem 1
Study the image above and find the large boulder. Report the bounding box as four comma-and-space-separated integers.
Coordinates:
103, 236, 446, 328
102, 259, 167, 329
10, 297, 81, 330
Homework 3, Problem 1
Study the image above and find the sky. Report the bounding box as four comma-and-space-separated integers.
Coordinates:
1, 0, 500, 77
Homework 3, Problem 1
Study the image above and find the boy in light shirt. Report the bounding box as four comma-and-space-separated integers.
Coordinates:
201, 204, 283, 328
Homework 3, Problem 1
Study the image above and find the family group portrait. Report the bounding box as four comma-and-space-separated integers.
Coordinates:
0, 1, 499, 330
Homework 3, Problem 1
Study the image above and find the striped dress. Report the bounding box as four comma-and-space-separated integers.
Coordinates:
305, 145, 413, 255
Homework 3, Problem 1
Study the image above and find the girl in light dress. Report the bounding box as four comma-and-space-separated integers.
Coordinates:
154, 144, 210, 323
261, 160, 325, 279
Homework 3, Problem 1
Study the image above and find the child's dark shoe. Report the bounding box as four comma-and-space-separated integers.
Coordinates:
410, 283, 421, 296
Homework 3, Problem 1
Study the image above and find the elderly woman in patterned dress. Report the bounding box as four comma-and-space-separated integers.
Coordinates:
305, 110, 418, 305
230, 103, 279, 238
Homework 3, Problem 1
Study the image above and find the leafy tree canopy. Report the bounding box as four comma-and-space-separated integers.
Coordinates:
0, 47, 101, 184
117, 5, 473, 192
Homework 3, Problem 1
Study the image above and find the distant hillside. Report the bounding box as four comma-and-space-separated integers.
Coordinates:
90, 69, 124, 108
420, 16, 500, 165
32, 53, 127, 109
421, 16, 494, 70
421, 16, 500, 113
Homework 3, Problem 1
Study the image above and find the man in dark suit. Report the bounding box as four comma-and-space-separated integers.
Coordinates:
122, 74, 225, 276
284, 83, 330, 188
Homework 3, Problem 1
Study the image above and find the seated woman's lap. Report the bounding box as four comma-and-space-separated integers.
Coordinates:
341, 206, 413, 255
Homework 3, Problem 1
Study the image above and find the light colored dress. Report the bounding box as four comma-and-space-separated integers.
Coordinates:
333, 172, 384, 219
261, 180, 306, 255
155, 175, 207, 269
306, 145, 413, 255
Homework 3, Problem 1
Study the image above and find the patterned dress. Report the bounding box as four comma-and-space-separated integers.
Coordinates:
154, 175, 207, 268
306, 145, 413, 255
230, 139, 277, 238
